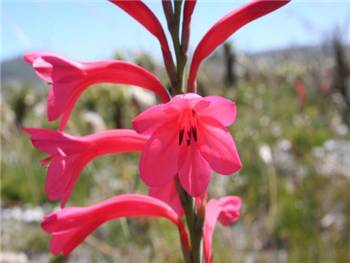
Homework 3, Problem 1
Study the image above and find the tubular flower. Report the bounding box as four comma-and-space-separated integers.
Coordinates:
203, 196, 241, 263
24, 128, 183, 214
187, 0, 290, 92
133, 93, 242, 197
42, 194, 189, 256
24, 52, 170, 130
23, 128, 147, 207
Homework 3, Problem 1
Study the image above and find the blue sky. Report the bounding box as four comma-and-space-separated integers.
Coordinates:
1, 1, 349, 62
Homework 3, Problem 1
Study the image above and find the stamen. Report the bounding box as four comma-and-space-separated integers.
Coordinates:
192, 127, 198, 142
187, 130, 192, 146
179, 129, 185, 145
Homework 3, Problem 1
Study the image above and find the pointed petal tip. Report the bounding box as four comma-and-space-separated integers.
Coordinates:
46, 89, 61, 122
23, 52, 39, 64
60, 196, 68, 209
231, 154, 243, 174
49, 236, 63, 257
45, 190, 60, 202
21, 127, 47, 139
46, 106, 58, 122
41, 214, 58, 231
21, 127, 32, 135
222, 158, 242, 176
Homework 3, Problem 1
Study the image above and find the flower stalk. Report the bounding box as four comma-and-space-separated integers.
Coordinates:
164, 1, 205, 261
175, 177, 203, 263
163, 0, 186, 94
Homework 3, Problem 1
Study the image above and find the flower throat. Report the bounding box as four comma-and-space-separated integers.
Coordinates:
178, 109, 198, 146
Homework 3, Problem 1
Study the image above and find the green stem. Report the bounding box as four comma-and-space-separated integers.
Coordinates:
175, 178, 204, 263
173, 0, 186, 93
178, 221, 193, 263
166, 0, 186, 94
192, 216, 204, 263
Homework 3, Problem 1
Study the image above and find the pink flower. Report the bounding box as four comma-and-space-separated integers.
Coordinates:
133, 93, 242, 197
24, 52, 170, 130
23, 128, 147, 207
187, 0, 290, 92
203, 196, 241, 263
42, 194, 189, 256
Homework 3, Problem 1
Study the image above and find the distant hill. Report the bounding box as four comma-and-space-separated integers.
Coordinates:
1, 44, 349, 89
1, 56, 40, 86
249, 45, 334, 59
208, 44, 348, 66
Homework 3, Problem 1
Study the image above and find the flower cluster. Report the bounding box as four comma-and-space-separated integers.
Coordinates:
24, 1, 289, 262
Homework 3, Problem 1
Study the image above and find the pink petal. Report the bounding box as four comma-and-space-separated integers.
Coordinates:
149, 180, 184, 217
51, 221, 100, 256
24, 52, 170, 130
178, 145, 211, 197
132, 93, 204, 136
109, 0, 177, 87
173, 93, 202, 102
24, 53, 84, 123
22, 128, 85, 155
46, 155, 91, 207
45, 157, 70, 200
198, 96, 237, 127
42, 194, 183, 256
203, 196, 241, 263
23, 128, 147, 206
132, 103, 179, 135
172, 93, 205, 110
187, 0, 290, 92
24, 52, 80, 83
203, 199, 221, 263
198, 116, 242, 175
139, 122, 178, 187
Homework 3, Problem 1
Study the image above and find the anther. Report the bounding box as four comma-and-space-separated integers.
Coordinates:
186, 130, 192, 146
179, 129, 185, 145
192, 127, 198, 142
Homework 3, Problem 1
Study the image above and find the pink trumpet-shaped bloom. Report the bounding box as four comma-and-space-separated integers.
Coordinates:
203, 196, 241, 263
42, 194, 189, 256
23, 128, 147, 207
24, 52, 170, 130
109, 0, 177, 87
187, 0, 290, 92
133, 93, 242, 197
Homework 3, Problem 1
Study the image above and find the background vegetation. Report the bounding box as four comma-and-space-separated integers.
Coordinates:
1, 37, 350, 262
